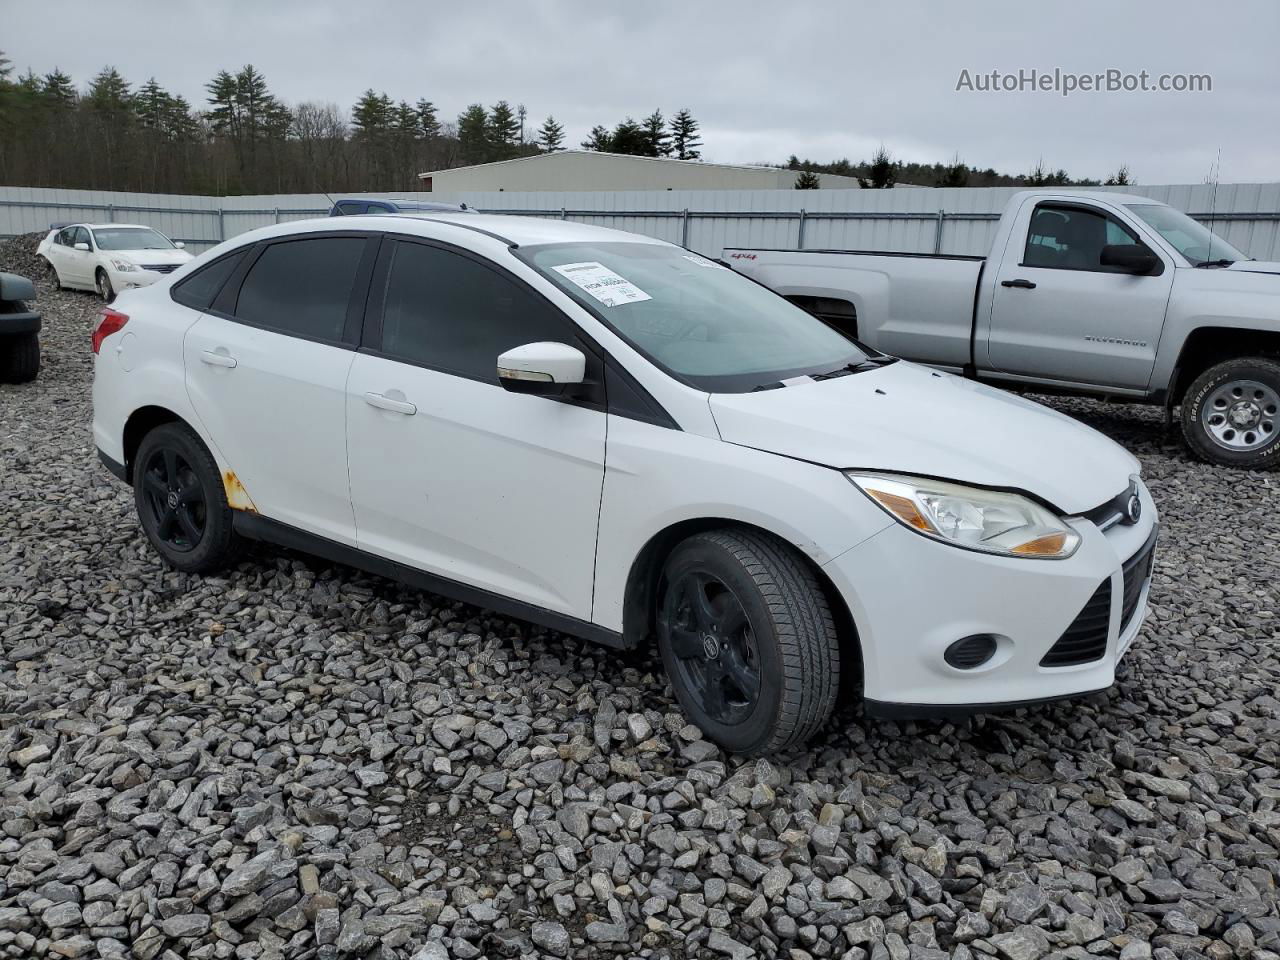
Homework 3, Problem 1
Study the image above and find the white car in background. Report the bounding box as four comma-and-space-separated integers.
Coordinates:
37, 223, 193, 302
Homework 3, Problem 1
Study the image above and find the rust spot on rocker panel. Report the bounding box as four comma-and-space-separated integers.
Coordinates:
223, 471, 258, 513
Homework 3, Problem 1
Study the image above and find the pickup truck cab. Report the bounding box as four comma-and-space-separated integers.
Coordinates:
0, 272, 41, 383
727, 191, 1280, 468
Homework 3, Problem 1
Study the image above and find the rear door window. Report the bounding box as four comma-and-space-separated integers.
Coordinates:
232, 236, 368, 342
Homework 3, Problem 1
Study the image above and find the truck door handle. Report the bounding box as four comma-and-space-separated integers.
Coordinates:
1001, 278, 1037, 289
200, 350, 238, 368
364, 392, 417, 416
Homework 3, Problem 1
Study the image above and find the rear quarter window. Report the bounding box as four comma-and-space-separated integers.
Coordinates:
171, 251, 246, 311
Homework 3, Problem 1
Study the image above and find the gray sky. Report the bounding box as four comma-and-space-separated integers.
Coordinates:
4, 0, 1277, 183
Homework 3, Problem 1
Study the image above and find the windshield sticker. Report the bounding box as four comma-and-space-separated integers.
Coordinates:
552, 261, 652, 307
682, 253, 726, 269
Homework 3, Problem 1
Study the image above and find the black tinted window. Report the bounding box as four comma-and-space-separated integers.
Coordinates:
381, 241, 572, 382
235, 237, 366, 341
335, 202, 365, 216
171, 251, 245, 311
1024, 205, 1137, 270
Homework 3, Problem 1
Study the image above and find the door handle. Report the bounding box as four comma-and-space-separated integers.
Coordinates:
200, 350, 238, 368
1001, 278, 1037, 289
364, 392, 417, 416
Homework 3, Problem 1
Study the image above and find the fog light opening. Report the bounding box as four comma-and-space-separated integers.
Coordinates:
944, 634, 999, 670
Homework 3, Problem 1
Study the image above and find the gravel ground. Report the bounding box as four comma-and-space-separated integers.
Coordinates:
2, 230, 1278, 960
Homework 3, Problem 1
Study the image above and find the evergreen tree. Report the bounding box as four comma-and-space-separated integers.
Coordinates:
935, 153, 968, 187
581, 124, 612, 151
393, 100, 420, 139
457, 104, 489, 161
642, 110, 669, 157
538, 115, 564, 152
41, 69, 76, 108
87, 67, 131, 112
858, 146, 896, 188
134, 78, 172, 131
668, 108, 701, 160
488, 100, 519, 150
351, 89, 393, 141
416, 98, 439, 138
609, 117, 649, 155
1105, 164, 1133, 186
794, 170, 820, 189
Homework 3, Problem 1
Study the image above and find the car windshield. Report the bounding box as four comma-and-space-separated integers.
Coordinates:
521, 241, 870, 392
1125, 204, 1246, 265
93, 227, 175, 251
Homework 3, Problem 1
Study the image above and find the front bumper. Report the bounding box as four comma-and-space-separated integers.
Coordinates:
824, 479, 1158, 716
108, 265, 169, 291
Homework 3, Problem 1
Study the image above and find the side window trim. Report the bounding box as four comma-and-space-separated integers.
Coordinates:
209, 231, 378, 349
1019, 202, 1162, 275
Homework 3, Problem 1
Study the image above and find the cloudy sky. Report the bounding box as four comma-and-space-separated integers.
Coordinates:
4, 0, 1277, 183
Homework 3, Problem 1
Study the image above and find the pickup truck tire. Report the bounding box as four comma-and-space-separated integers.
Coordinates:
1181, 357, 1280, 469
656, 529, 840, 755
0, 332, 40, 384
133, 423, 242, 573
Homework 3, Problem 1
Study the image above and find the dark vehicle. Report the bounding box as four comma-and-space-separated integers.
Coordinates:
329, 198, 473, 217
0, 272, 41, 383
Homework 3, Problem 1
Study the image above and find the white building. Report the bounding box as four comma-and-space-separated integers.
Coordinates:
418, 151, 863, 192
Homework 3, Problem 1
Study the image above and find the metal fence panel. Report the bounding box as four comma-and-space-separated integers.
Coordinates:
3, 183, 1279, 260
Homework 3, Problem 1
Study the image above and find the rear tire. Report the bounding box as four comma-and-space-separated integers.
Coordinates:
0, 333, 40, 384
41, 257, 62, 291
133, 423, 241, 573
1180, 357, 1280, 469
656, 529, 841, 755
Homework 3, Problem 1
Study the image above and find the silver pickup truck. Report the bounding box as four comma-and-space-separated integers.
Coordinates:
726, 190, 1280, 469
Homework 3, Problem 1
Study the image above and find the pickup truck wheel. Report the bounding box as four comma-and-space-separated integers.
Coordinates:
1181, 358, 1280, 469
656, 529, 840, 755
133, 423, 242, 573
0, 332, 40, 384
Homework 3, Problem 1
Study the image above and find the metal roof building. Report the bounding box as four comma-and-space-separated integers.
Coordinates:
417, 151, 863, 192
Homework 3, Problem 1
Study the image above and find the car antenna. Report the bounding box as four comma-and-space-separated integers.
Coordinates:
1205, 148, 1221, 264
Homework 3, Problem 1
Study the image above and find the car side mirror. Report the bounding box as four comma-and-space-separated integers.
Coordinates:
1100, 243, 1159, 275
497, 342, 586, 396
74, 242, 90, 251
174, 241, 186, 249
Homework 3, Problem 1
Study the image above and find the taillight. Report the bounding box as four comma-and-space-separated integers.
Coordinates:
92, 307, 129, 355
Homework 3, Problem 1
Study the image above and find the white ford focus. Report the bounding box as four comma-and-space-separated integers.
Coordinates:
91, 214, 1157, 754
38, 222, 193, 302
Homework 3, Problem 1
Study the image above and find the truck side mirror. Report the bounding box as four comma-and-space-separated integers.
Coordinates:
1100, 244, 1160, 275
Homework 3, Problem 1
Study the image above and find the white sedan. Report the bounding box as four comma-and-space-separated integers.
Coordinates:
90, 214, 1156, 754
37, 223, 194, 302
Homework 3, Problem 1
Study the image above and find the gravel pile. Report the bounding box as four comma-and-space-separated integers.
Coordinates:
2, 232, 1279, 960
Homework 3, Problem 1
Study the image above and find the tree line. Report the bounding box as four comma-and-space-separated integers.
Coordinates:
0, 51, 710, 195
788, 147, 1134, 189
0, 50, 1133, 197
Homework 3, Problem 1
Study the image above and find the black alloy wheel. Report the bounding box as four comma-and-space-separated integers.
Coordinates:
662, 570, 762, 726
140, 446, 207, 552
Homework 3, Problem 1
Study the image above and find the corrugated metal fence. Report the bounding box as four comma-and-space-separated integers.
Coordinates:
3, 182, 1279, 261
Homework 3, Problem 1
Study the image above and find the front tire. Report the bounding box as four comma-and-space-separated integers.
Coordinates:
96, 268, 115, 303
1181, 357, 1280, 469
133, 423, 241, 573
0, 333, 40, 383
656, 529, 841, 755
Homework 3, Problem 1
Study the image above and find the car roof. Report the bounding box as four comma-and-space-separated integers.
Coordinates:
239, 213, 670, 250
82, 223, 158, 231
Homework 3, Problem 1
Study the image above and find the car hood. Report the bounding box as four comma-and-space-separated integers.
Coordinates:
1226, 260, 1280, 276
111, 249, 193, 265
708, 362, 1139, 514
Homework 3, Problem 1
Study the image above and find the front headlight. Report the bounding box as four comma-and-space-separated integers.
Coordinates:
847, 472, 1080, 559
110, 259, 138, 273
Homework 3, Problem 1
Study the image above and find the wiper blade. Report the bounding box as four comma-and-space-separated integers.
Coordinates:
1195, 259, 1235, 268
811, 358, 897, 380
